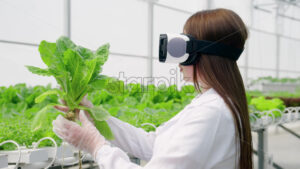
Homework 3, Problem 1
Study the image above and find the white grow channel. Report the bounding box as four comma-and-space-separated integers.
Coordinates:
0, 137, 88, 169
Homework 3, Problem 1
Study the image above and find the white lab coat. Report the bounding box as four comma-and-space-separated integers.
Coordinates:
95, 88, 239, 169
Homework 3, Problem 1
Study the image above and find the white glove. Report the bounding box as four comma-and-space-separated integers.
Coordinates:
52, 111, 105, 157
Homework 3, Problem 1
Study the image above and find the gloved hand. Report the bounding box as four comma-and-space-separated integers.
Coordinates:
52, 111, 105, 157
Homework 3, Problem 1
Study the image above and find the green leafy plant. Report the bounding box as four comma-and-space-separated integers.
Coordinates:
0, 111, 62, 150
0, 84, 63, 150
26, 37, 114, 140
3, 81, 295, 151
249, 96, 286, 118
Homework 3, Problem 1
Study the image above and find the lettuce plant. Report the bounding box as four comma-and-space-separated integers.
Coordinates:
26, 37, 114, 140
249, 96, 285, 118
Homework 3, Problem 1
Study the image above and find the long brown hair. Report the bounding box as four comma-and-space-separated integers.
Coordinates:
184, 9, 253, 169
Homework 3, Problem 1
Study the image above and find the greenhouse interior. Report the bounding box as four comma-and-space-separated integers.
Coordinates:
0, 0, 300, 169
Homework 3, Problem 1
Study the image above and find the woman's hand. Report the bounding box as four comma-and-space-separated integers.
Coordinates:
52, 111, 105, 157
54, 95, 94, 122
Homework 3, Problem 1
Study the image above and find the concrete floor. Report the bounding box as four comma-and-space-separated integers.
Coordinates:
252, 121, 300, 169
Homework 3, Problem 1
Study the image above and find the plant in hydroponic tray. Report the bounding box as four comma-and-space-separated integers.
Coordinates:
26, 37, 115, 141
249, 96, 285, 118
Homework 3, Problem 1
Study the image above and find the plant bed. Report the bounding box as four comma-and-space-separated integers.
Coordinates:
41, 143, 74, 161
1, 148, 48, 164
0, 154, 8, 168
251, 83, 300, 93
249, 76, 300, 93
265, 96, 300, 107
283, 107, 300, 121
250, 106, 300, 131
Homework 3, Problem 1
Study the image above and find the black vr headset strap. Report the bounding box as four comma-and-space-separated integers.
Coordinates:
187, 40, 244, 60
181, 35, 244, 65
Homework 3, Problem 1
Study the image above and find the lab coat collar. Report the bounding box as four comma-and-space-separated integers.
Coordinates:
191, 88, 220, 105
194, 87, 216, 98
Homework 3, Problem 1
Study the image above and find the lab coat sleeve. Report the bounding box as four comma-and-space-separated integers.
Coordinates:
95, 104, 223, 169
105, 116, 156, 161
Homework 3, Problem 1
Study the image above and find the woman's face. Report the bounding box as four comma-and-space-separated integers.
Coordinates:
179, 64, 194, 82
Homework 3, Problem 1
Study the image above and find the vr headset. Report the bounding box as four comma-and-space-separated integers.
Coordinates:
159, 33, 244, 65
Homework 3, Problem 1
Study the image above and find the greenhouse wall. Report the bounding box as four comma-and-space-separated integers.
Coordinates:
0, 0, 300, 87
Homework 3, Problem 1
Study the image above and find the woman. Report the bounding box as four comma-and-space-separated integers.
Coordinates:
53, 8, 253, 169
